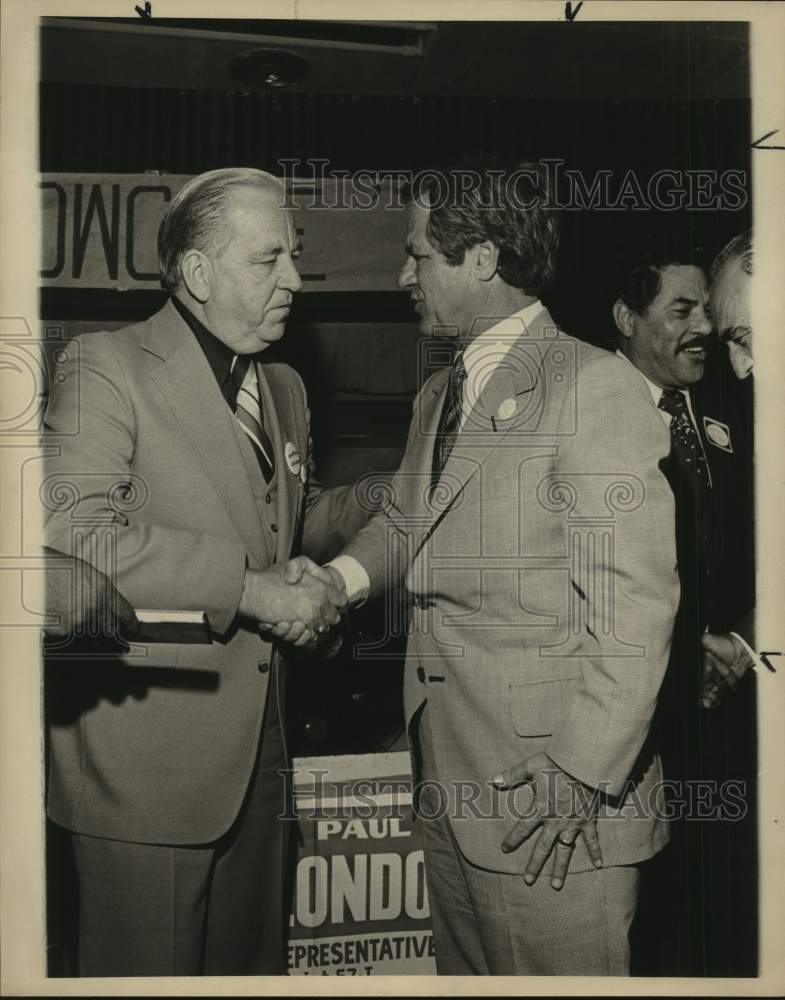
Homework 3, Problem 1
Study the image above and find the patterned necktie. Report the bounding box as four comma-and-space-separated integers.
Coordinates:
658, 388, 710, 493
432, 353, 468, 490
231, 355, 276, 483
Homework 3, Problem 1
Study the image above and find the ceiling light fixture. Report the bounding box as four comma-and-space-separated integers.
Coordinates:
228, 48, 310, 89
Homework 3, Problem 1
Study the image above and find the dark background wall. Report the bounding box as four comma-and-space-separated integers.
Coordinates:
40, 83, 752, 341
39, 83, 752, 469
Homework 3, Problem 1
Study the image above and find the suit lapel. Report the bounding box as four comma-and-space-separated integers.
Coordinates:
143, 302, 269, 567
415, 308, 560, 548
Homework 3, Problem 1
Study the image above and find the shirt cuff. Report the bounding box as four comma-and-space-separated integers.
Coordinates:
730, 631, 767, 674
326, 555, 370, 605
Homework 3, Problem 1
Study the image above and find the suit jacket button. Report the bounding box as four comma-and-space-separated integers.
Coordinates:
417, 666, 425, 683
265, 494, 273, 504
270, 523, 278, 533
257, 660, 270, 674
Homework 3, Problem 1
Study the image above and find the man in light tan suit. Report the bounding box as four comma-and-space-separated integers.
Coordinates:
43, 168, 365, 976
322, 162, 681, 974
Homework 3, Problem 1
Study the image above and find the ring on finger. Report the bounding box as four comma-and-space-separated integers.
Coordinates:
556, 835, 576, 849
315, 625, 329, 636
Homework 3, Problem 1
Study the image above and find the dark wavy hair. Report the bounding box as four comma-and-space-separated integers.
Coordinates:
615, 239, 705, 315
411, 159, 560, 297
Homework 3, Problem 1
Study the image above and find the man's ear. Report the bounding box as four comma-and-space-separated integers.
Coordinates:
180, 249, 211, 304
474, 241, 500, 282
613, 299, 635, 340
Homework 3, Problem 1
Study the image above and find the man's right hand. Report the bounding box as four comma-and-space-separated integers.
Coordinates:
239, 557, 347, 641
493, 754, 603, 891
257, 558, 348, 650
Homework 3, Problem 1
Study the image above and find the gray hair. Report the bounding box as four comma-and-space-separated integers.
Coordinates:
158, 168, 282, 293
710, 229, 753, 280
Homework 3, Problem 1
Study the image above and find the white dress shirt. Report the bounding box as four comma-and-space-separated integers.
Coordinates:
460, 299, 544, 428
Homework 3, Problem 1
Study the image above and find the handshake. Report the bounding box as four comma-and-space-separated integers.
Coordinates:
239, 556, 348, 653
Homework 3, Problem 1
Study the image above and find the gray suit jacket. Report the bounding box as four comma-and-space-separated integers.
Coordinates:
342, 308, 680, 874
43, 301, 366, 845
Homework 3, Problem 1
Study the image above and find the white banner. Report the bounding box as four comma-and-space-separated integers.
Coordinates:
40, 174, 405, 293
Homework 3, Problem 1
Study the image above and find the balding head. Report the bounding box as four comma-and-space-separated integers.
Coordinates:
159, 167, 302, 354
158, 168, 284, 294
710, 230, 753, 379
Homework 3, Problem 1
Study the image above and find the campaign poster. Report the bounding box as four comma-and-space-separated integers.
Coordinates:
287, 752, 436, 976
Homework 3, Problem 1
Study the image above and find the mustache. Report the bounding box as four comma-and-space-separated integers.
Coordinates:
678, 338, 709, 352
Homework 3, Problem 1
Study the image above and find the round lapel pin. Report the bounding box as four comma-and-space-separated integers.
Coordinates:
284, 442, 302, 476
497, 397, 517, 421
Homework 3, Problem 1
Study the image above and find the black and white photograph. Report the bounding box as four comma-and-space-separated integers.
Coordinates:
1, 0, 784, 993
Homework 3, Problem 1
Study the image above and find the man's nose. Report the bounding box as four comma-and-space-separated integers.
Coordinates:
280, 254, 303, 293
398, 257, 416, 290
694, 309, 712, 336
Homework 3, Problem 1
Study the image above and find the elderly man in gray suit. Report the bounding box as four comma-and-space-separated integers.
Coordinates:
318, 162, 680, 974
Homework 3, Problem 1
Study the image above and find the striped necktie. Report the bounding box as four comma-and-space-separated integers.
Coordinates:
431, 353, 467, 492
231, 355, 276, 483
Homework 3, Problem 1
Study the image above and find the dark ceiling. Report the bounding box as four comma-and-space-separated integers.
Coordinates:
40, 17, 749, 101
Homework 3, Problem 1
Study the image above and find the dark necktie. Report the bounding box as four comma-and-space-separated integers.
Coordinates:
655, 393, 713, 807
432, 353, 468, 491
657, 388, 710, 493
230, 355, 276, 483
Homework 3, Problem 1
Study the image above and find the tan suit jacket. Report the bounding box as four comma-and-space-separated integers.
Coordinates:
43, 301, 365, 845
342, 308, 680, 874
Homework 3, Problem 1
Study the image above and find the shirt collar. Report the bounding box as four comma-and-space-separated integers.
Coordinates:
171, 295, 236, 404
461, 299, 544, 377
615, 348, 690, 409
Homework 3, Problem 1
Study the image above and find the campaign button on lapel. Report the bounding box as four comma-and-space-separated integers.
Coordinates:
703, 417, 733, 453
284, 441, 302, 476
497, 397, 517, 421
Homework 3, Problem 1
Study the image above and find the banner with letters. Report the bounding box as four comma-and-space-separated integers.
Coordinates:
40, 173, 405, 293
287, 752, 436, 977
